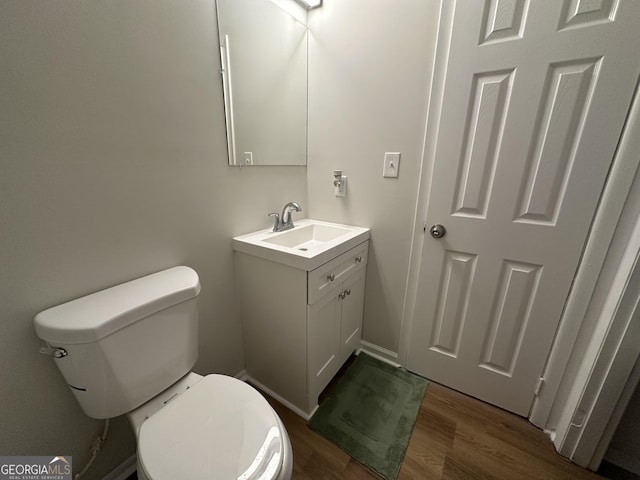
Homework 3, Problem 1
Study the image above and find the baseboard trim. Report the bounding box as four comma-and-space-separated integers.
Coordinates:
101, 454, 137, 480
358, 341, 401, 368
244, 376, 313, 421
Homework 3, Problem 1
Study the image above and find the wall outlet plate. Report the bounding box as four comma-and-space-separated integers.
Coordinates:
335, 176, 347, 197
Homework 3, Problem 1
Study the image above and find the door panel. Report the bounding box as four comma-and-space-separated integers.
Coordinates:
480, 260, 541, 375
516, 59, 598, 224
452, 70, 512, 219
340, 269, 366, 363
407, 0, 640, 415
308, 283, 341, 406
431, 251, 477, 357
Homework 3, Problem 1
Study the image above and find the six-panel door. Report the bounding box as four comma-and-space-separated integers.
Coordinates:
407, 0, 640, 415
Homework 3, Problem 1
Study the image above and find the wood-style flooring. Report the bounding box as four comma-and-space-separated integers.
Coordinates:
267, 381, 607, 480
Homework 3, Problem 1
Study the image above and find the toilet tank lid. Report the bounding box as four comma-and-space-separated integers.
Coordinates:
34, 266, 201, 345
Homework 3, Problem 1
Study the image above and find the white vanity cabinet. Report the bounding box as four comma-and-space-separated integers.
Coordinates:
308, 268, 366, 407
235, 240, 369, 418
307, 243, 367, 409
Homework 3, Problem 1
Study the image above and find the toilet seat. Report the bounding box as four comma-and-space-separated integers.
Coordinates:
138, 375, 285, 480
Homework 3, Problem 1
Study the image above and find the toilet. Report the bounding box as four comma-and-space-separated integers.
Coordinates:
34, 266, 292, 480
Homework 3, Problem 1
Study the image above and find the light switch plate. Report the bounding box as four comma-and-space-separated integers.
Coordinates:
383, 152, 401, 178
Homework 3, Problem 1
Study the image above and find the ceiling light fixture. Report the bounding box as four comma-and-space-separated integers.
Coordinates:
298, 0, 322, 9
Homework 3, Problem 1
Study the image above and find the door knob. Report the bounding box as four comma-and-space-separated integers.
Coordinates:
429, 224, 447, 239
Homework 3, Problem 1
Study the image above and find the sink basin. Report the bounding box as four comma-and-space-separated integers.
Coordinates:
262, 223, 352, 250
233, 219, 370, 271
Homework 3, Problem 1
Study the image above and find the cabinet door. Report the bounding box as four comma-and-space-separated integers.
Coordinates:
340, 268, 366, 364
307, 283, 342, 407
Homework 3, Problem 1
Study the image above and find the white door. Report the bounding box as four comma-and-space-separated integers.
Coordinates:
407, 0, 640, 416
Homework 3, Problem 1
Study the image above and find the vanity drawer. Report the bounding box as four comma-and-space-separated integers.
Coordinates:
308, 241, 368, 305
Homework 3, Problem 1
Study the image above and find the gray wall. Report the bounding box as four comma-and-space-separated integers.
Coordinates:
0, 0, 306, 475
307, 0, 440, 352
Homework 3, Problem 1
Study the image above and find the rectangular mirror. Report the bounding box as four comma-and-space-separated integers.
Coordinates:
216, 0, 308, 166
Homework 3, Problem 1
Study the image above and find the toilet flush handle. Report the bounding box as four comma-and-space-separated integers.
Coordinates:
39, 345, 68, 358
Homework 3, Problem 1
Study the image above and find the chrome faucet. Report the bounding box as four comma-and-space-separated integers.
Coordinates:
269, 202, 302, 232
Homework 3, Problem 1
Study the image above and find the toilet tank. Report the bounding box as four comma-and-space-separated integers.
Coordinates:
34, 266, 201, 419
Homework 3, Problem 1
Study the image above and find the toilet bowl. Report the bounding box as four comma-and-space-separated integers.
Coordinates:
34, 266, 292, 480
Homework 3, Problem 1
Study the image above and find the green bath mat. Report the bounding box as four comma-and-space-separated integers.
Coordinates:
308, 353, 428, 480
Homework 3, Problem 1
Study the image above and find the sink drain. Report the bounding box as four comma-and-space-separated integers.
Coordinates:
299, 247, 308, 251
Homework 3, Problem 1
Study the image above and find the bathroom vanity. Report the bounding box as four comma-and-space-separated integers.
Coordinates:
233, 219, 370, 418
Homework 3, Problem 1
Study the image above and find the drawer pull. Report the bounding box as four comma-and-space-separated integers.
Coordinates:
355, 256, 362, 263
327, 274, 335, 282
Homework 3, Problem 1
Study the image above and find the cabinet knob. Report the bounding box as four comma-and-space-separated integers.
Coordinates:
355, 256, 362, 263
327, 274, 335, 282
345, 288, 351, 296
338, 291, 346, 300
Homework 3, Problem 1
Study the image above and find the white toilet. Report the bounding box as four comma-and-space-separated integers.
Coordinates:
34, 266, 292, 480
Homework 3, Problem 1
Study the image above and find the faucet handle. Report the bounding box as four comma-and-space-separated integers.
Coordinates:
268, 212, 280, 232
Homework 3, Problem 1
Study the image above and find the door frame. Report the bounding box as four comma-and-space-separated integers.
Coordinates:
529, 80, 640, 432
544, 83, 640, 468
399, 0, 640, 433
